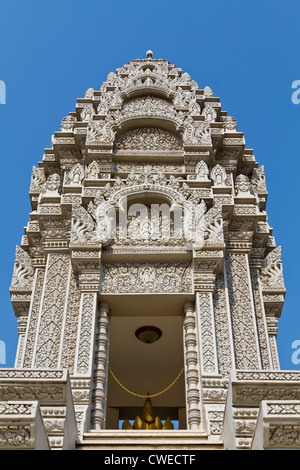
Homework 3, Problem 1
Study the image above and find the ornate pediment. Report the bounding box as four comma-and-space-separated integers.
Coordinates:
114, 127, 183, 154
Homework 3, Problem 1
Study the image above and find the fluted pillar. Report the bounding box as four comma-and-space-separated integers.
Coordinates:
183, 302, 201, 430
266, 316, 280, 369
91, 302, 110, 430
70, 242, 102, 436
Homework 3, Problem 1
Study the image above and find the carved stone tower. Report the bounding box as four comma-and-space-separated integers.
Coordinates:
2, 52, 300, 450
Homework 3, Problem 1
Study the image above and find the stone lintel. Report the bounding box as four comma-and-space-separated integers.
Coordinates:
0, 401, 50, 450
251, 400, 300, 450
0, 369, 78, 450
223, 370, 300, 450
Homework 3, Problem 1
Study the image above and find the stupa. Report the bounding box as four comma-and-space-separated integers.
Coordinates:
1, 52, 300, 451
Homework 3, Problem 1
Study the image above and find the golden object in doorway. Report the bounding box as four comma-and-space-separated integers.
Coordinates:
122, 395, 174, 430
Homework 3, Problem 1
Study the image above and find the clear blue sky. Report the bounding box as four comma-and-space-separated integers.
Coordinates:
0, 0, 299, 370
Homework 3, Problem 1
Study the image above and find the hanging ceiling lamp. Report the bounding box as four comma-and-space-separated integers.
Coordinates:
135, 326, 162, 344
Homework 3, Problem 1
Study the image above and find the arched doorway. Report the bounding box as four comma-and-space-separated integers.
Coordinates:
105, 295, 186, 429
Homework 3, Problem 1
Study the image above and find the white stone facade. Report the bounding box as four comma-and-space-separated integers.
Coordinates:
2, 52, 299, 450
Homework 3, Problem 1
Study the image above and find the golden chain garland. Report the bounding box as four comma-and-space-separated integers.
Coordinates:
109, 367, 184, 399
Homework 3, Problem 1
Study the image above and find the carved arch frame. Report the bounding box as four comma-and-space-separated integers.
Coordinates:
95, 183, 199, 246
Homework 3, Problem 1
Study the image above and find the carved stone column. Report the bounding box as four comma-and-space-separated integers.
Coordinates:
21, 267, 46, 368
213, 267, 235, 377
193, 247, 227, 439
14, 316, 28, 367
69, 203, 102, 375
91, 302, 110, 430
183, 302, 201, 430
266, 317, 280, 369
249, 261, 273, 369
194, 275, 218, 376
32, 253, 71, 369
192, 205, 225, 375
260, 247, 286, 370
225, 250, 262, 370
70, 242, 102, 436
